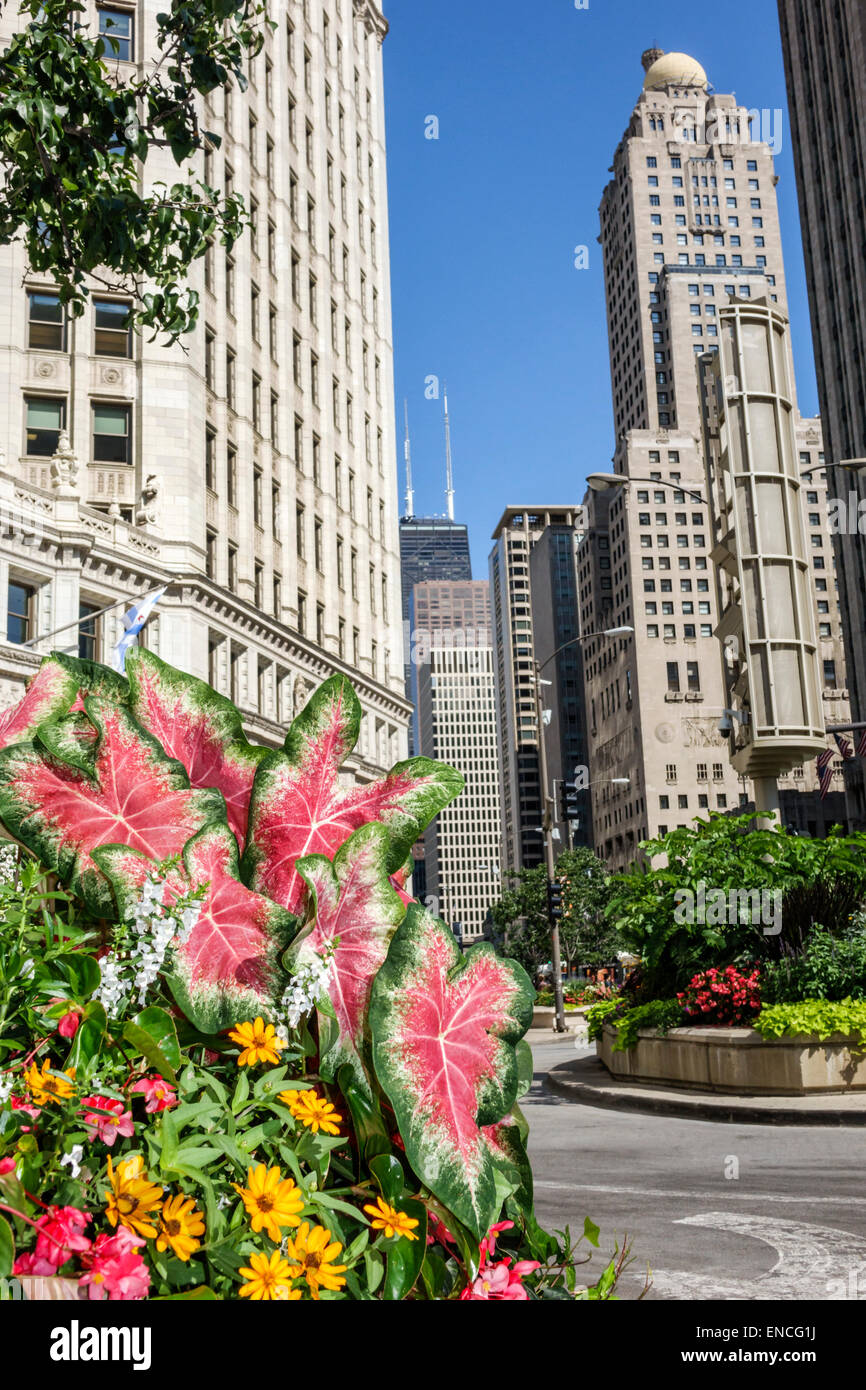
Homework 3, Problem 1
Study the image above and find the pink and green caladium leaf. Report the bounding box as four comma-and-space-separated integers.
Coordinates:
95, 825, 294, 1034
243, 674, 464, 913
125, 648, 268, 846
0, 651, 126, 751
289, 823, 406, 1092
482, 1107, 534, 1215
369, 903, 535, 1240
0, 699, 225, 915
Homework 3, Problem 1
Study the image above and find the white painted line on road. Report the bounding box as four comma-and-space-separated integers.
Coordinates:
535, 1179, 866, 1207
650, 1213, 866, 1300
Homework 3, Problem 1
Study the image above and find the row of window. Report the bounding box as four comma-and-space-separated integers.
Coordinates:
24, 398, 130, 463
27, 291, 131, 356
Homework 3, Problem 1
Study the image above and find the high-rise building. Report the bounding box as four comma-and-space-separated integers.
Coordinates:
489, 506, 584, 872
777, 0, 866, 825
399, 518, 472, 627
414, 580, 501, 942
0, 0, 410, 782
578, 50, 848, 867
529, 524, 593, 848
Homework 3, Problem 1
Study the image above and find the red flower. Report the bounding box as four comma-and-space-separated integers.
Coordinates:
57, 1010, 81, 1039
33, 1205, 92, 1270
130, 1076, 178, 1114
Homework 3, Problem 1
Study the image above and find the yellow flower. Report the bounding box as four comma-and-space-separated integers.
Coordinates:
24, 1059, 75, 1106
227, 1017, 286, 1067
156, 1193, 206, 1262
105, 1154, 164, 1239
363, 1194, 420, 1242
278, 1087, 342, 1136
232, 1163, 304, 1242
238, 1249, 302, 1301
284, 1221, 347, 1299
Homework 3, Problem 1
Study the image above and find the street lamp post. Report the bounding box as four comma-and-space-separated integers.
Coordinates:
534, 625, 633, 1033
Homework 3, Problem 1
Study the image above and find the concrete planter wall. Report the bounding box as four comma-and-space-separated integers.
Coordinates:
597, 1023, 866, 1094
532, 1004, 591, 1029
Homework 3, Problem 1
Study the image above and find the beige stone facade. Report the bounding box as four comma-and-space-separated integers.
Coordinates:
0, 0, 410, 776
578, 51, 849, 869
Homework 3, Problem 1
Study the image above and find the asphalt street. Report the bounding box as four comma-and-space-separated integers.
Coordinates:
526, 1036, 866, 1300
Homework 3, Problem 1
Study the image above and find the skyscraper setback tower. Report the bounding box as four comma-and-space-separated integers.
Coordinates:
578, 50, 849, 866
0, 0, 409, 784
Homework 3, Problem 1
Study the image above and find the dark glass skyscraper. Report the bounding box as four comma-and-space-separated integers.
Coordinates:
399, 517, 472, 627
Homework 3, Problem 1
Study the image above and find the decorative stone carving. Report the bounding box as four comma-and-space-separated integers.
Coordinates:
36, 360, 56, 379
654, 721, 676, 744
107, 500, 122, 519
49, 431, 80, 495
293, 677, 308, 716
136, 473, 161, 528
682, 716, 726, 748
100, 366, 122, 385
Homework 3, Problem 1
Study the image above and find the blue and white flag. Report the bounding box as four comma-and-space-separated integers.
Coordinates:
112, 587, 166, 673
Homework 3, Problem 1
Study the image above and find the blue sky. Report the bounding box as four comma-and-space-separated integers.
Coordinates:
382, 0, 818, 575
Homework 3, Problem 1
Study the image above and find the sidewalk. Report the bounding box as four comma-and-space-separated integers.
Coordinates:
545, 1052, 866, 1125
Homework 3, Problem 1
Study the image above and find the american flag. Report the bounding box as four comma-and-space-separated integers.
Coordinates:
816, 747, 835, 800
857, 728, 866, 760
833, 732, 855, 761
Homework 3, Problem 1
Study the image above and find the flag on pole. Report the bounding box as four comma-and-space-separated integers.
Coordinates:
833, 732, 855, 761
857, 728, 866, 760
112, 587, 166, 673
816, 747, 834, 800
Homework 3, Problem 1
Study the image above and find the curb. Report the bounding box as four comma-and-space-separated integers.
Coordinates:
546, 1056, 866, 1126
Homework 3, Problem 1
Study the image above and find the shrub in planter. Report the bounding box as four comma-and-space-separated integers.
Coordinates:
0, 651, 620, 1301
761, 923, 866, 1004
677, 965, 761, 1026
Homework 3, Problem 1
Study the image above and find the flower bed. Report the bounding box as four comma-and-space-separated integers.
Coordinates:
0, 651, 619, 1301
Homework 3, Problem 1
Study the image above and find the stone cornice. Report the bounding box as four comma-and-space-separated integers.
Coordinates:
353, 0, 389, 43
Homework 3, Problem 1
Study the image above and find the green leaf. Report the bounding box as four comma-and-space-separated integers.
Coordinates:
122, 1019, 178, 1085
0, 1215, 14, 1279
132, 1006, 181, 1069
231, 1068, 250, 1113
382, 1198, 427, 1301
363, 1246, 384, 1295
66, 1003, 107, 1071
583, 1215, 600, 1248
153, 1284, 219, 1300
369, 1153, 404, 1204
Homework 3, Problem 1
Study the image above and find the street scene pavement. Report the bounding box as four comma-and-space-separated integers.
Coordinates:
526, 1035, 866, 1301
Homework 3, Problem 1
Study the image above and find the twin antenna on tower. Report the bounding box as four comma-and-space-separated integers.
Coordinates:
403, 390, 456, 521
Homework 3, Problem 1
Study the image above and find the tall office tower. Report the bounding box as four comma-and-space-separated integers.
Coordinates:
529, 524, 593, 848
414, 581, 501, 942
399, 518, 472, 634
489, 506, 584, 872
777, 0, 866, 826
0, 0, 410, 782
578, 50, 848, 868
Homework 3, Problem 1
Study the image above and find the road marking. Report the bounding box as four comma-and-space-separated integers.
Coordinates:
649, 1213, 866, 1301
535, 1179, 866, 1207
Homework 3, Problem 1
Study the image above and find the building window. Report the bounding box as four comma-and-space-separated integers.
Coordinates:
25, 396, 65, 456
205, 428, 216, 491
92, 403, 131, 463
7, 580, 35, 644
297, 591, 307, 636
98, 6, 133, 60
27, 291, 65, 351
254, 563, 264, 610
666, 662, 679, 692
206, 529, 217, 580
78, 600, 100, 661
94, 299, 132, 356
227, 543, 238, 592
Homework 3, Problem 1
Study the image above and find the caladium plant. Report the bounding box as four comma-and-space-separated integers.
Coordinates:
242, 674, 464, 913
0, 652, 124, 750
125, 648, 268, 846
94, 824, 294, 1033
369, 903, 535, 1239
291, 822, 407, 1093
0, 698, 225, 915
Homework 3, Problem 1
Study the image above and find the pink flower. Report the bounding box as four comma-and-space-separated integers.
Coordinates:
427, 1212, 456, 1247
34, 1206, 92, 1270
0, 1157, 16, 1175
131, 1076, 178, 1113
80, 1096, 135, 1147
79, 1228, 150, 1301
13, 1251, 56, 1277
57, 1010, 81, 1039
10, 1095, 40, 1131
460, 1258, 541, 1300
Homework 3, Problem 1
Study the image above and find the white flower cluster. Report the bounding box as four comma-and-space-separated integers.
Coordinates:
280, 948, 334, 1031
0, 1073, 14, 1104
0, 843, 18, 885
93, 871, 205, 1014
61, 1144, 85, 1179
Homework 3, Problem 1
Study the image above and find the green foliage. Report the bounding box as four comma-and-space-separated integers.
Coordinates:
0, 0, 268, 340
753, 998, 866, 1043
586, 997, 683, 1052
488, 847, 616, 977
761, 923, 866, 1004
607, 814, 866, 997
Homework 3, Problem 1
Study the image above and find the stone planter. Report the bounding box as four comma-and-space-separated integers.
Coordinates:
532, 1004, 590, 1029
597, 1023, 866, 1095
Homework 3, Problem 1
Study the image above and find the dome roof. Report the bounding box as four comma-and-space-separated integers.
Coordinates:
643, 51, 708, 91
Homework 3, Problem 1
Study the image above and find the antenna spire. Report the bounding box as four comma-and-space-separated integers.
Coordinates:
443, 384, 455, 521
403, 399, 414, 517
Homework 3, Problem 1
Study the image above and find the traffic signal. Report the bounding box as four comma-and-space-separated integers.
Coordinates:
547, 879, 564, 922
559, 781, 580, 822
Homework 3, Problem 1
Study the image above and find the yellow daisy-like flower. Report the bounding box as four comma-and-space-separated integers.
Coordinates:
363, 1194, 420, 1242
278, 1087, 342, 1136
232, 1163, 304, 1242
155, 1193, 206, 1262
227, 1017, 286, 1067
105, 1154, 164, 1239
23, 1059, 75, 1106
284, 1221, 347, 1300
238, 1250, 302, 1301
